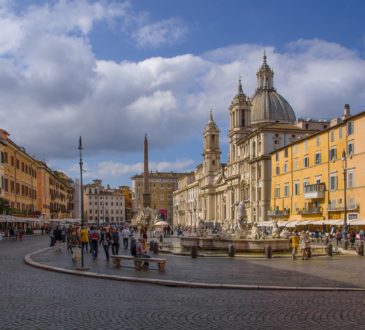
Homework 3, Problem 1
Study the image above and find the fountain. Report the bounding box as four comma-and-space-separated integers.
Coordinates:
180, 203, 290, 253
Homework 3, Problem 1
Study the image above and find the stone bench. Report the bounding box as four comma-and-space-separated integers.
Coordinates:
111, 255, 167, 272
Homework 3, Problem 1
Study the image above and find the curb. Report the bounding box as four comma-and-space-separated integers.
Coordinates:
24, 247, 365, 292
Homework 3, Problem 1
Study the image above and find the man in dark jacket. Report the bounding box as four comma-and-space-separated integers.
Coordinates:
53, 226, 63, 252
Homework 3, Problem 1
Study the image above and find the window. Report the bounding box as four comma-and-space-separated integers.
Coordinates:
315, 152, 321, 165
304, 141, 308, 152
275, 166, 280, 176
294, 181, 299, 196
275, 186, 280, 198
316, 136, 320, 147
303, 156, 309, 168
330, 173, 338, 191
338, 127, 342, 139
275, 152, 279, 161
284, 148, 288, 158
330, 130, 335, 142
347, 141, 354, 156
329, 148, 337, 161
293, 145, 298, 156
303, 179, 309, 191
347, 121, 354, 135
347, 169, 355, 188
283, 163, 288, 173
284, 184, 289, 197
293, 159, 298, 170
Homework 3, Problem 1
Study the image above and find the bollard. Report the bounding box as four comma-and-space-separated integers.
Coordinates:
264, 245, 272, 259
191, 245, 198, 258
325, 243, 333, 257
159, 235, 163, 243
153, 241, 159, 254
149, 240, 155, 252
356, 242, 364, 256
228, 244, 235, 257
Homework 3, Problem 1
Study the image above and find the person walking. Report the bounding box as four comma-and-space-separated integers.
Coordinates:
89, 226, 99, 260
121, 226, 131, 250
100, 228, 111, 261
291, 231, 300, 260
53, 226, 63, 252
79, 226, 89, 254
111, 227, 120, 255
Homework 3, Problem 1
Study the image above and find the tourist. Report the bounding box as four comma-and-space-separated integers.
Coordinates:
335, 230, 342, 246
291, 231, 300, 260
89, 226, 99, 260
79, 226, 89, 254
121, 226, 131, 250
111, 227, 120, 255
53, 226, 63, 252
135, 238, 151, 269
100, 227, 111, 261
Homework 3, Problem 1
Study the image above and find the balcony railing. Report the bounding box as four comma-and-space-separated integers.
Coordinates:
327, 204, 359, 212
304, 183, 325, 199
297, 207, 323, 215
267, 209, 290, 218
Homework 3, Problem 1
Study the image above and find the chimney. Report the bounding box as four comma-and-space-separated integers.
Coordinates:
342, 104, 351, 120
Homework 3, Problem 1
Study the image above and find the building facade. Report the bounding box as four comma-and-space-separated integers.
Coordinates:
131, 172, 185, 221
270, 106, 365, 224
173, 55, 329, 228
0, 128, 74, 220
84, 179, 125, 224
0, 129, 39, 216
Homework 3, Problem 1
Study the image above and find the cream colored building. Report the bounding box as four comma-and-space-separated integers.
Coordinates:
270, 106, 365, 225
84, 179, 125, 224
173, 55, 329, 228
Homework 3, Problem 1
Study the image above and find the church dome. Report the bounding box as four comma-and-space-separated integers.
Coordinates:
250, 54, 296, 125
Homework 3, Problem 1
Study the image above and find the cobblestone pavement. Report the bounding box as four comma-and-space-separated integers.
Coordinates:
1, 236, 365, 329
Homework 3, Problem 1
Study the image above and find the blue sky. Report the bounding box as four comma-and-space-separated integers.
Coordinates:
0, 0, 365, 187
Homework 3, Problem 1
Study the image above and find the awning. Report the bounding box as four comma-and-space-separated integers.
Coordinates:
349, 219, 365, 225
256, 221, 273, 227
277, 221, 288, 227
296, 220, 312, 226
285, 220, 299, 228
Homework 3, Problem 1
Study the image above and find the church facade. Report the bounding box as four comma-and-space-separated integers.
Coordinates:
173, 55, 329, 228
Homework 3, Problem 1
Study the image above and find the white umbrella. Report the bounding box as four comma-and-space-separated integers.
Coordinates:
154, 221, 169, 227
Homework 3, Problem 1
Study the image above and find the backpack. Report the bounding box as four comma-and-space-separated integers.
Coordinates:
91, 231, 99, 240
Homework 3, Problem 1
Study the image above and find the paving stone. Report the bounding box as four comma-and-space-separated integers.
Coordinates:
1, 236, 365, 329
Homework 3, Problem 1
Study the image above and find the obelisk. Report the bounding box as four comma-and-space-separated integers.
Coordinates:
142, 134, 151, 208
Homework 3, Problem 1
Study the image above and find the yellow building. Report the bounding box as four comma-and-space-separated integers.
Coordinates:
37, 163, 74, 219
119, 185, 132, 221
132, 172, 185, 221
0, 129, 39, 216
270, 105, 365, 226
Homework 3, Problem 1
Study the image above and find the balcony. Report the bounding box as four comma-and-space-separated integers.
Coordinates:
327, 204, 359, 212
297, 207, 323, 215
304, 183, 325, 199
267, 209, 290, 218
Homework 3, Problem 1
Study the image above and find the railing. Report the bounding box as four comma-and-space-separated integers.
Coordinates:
297, 207, 323, 215
327, 204, 359, 212
304, 183, 325, 199
267, 209, 290, 217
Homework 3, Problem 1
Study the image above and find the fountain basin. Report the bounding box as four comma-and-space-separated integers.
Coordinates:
180, 237, 290, 252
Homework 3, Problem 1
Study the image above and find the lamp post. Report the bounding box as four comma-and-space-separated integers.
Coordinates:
78, 136, 87, 270
341, 150, 348, 249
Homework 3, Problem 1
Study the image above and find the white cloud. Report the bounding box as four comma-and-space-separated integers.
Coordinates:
0, 2, 365, 184
80, 159, 195, 181
132, 18, 187, 48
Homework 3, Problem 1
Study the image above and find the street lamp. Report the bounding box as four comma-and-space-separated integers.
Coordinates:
78, 136, 88, 270
341, 150, 348, 249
